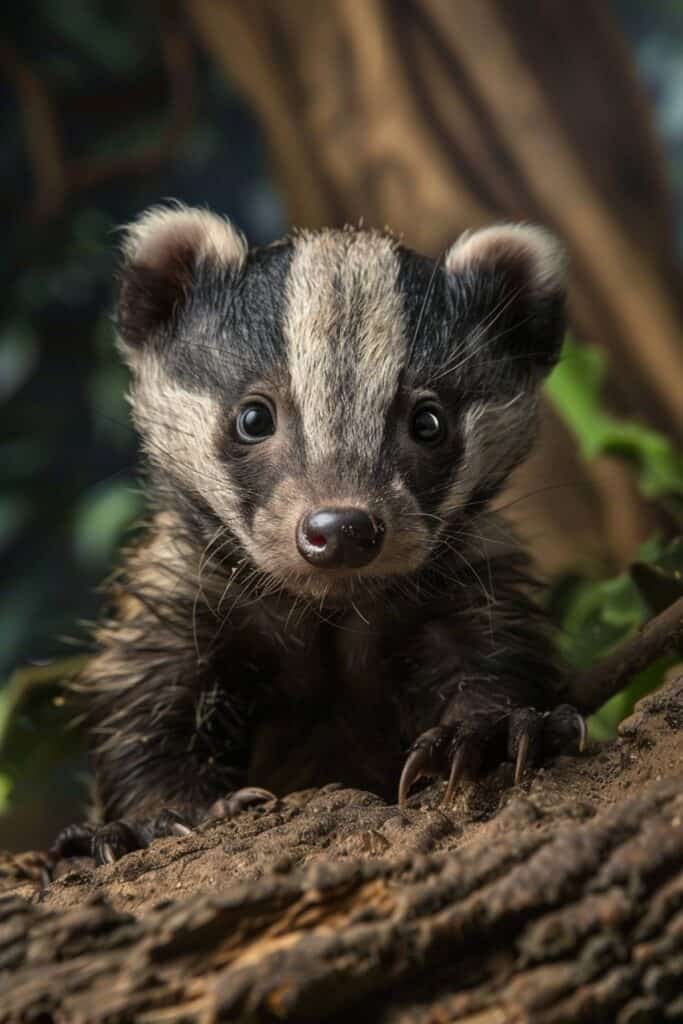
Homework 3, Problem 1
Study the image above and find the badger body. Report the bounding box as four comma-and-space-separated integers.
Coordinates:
54, 208, 583, 864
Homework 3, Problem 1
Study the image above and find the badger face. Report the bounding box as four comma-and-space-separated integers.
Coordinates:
118, 206, 566, 602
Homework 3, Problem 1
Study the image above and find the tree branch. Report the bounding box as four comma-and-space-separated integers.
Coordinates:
572, 595, 683, 713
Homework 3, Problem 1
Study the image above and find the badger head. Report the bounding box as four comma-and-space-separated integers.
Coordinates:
118, 205, 566, 603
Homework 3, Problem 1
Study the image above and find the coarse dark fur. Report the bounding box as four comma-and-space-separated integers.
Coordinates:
53, 207, 583, 865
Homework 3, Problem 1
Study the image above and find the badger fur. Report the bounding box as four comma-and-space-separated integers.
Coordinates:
53, 205, 583, 865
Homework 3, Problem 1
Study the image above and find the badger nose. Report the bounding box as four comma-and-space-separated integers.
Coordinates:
296, 508, 386, 569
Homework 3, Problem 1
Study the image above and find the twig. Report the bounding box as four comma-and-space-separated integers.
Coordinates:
571, 595, 683, 713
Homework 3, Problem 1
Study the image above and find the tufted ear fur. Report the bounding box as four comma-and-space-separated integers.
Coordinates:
445, 223, 567, 384
117, 204, 247, 350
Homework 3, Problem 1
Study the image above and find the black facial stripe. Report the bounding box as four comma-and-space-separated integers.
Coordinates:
395, 247, 456, 375
395, 246, 497, 418
160, 241, 294, 402
152, 239, 298, 534
393, 242, 548, 532
371, 380, 462, 533
227, 441, 288, 530
396, 242, 563, 397
402, 438, 464, 520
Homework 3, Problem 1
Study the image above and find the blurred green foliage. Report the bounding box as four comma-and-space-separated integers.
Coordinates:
548, 7, 683, 741
546, 339, 683, 738
0, 656, 88, 815
551, 535, 683, 738
545, 338, 683, 735
547, 338, 683, 513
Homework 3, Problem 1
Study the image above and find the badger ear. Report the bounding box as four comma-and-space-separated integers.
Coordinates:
445, 223, 567, 381
117, 204, 247, 350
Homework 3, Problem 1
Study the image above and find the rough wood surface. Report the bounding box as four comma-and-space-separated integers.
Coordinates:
2, 672, 683, 1022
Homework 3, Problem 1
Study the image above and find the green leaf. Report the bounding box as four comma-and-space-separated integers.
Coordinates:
0, 656, 87, 754
0, 657, 88, 828
546, 338, 683, 506
588, 658, 677, 740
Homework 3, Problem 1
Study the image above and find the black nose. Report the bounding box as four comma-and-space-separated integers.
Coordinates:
296, 508, 386, 569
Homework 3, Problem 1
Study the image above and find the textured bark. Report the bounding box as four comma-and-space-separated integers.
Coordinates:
2, 672, 683, 1022
185, 0, 683, 573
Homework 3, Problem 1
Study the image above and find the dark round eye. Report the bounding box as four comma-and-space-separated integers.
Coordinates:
236, 401, 275, 443
411, 404, 446, 445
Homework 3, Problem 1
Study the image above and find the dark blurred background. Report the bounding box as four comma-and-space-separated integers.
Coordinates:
1, 1, 682, 850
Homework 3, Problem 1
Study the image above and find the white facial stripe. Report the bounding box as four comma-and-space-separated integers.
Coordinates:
129, 353, 251, 550
284, 231, 407, 469
437, 394, 536, 517
282, 234, 340, 464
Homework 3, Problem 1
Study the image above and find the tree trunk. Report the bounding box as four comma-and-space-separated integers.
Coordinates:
2, 671, 683, 1022
185, 0, 683, 573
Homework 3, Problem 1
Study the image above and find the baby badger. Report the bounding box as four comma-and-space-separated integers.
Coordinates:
52, 205, 585, 865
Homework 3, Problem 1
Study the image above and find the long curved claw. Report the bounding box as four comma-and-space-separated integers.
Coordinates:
100, 843, 116, 865
514, 730, 530, 786
442, 745, 468, 806
208, 786, 276, 820
92, 822, 144, 866
576, 713, 588, 753
170, 821, 193, 837
147, 808, 195, 839
236, 786, 277, 804
398, 748, 430, 808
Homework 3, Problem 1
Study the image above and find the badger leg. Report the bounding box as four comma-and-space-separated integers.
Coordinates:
398, 700, 585, 808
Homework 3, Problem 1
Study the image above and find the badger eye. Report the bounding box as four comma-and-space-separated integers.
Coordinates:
236, 400, 275, 443
411, 404, 446, 445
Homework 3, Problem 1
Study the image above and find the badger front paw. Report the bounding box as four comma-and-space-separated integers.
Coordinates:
398, 702, 586, 808
49, 809, 193, 867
